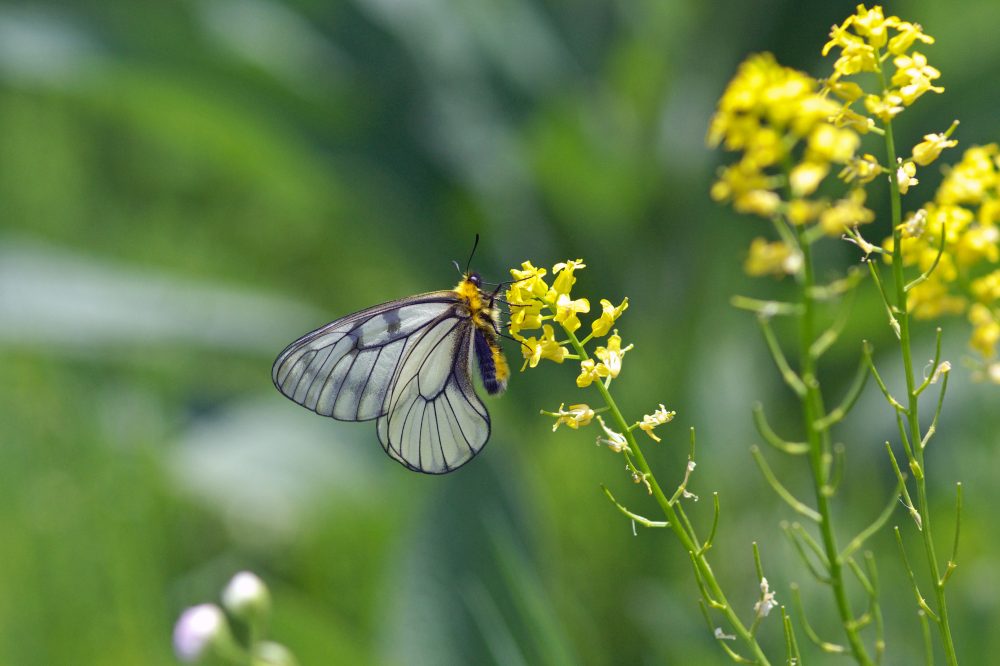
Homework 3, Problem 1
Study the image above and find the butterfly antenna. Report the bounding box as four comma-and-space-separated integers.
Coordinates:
452, 259, 462, 275
464, 233, 480, 274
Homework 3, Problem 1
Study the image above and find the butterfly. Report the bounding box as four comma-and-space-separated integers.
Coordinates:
272, 248, 508, 474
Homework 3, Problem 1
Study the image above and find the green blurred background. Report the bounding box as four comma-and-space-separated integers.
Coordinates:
0, 0, 997, 664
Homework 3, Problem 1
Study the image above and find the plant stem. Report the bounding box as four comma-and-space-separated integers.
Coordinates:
562, 326, 771, 665
795, 224, 875, 666
882, 114, 959, 666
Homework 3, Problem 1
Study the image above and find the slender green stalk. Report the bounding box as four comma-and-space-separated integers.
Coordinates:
795, 224, 874, 666
561, 325, 771, 665
878, 56, 959, 665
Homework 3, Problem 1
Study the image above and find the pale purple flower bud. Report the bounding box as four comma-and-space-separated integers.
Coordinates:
173, 604, 227, 662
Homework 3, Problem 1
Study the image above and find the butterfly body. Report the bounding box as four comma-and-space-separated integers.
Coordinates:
272, 272, 507, 474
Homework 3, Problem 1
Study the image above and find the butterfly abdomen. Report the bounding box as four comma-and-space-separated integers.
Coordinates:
474, 327, 509, 395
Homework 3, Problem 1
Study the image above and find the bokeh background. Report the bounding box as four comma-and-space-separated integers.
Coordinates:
1, 0, 998, 664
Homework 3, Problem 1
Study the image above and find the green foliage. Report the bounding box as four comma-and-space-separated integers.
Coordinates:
0, 1, 997, 664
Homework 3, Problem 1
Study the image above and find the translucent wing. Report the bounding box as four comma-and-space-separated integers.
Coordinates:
377, 316, 490, 474
271, 292, 458, 422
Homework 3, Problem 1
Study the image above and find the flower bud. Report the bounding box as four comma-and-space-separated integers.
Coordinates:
253, 641, 301, 666
173, 604, 234, 663
222, 571, 272, 627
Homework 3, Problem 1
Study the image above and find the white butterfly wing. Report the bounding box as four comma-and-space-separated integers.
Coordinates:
377, 317, 490, 474
271, 293, 458, 421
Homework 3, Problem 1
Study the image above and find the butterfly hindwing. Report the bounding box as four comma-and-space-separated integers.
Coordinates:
377, 317, 490, 474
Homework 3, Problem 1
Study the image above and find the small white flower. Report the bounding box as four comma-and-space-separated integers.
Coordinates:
173, 604, 227, 663
753, 577, 778, 618
930, 360, 951, 384
681, 460, 699, 501
714, 627, 736, 641
596, 415, 630, 453
900, 208, 928, 238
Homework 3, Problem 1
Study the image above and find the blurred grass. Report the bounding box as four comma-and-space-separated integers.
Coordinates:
0, 0, 997, 664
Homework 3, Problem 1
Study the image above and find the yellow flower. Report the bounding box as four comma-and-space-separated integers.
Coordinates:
553, 293, 590, 333
852, 4, 897, 48
576, 358, 609, 388
830, 106, 875, 134
549, 403, 595, 431
969, 303, 1000, 358
839, 153, 883, 184
819, 188, 875, 235
594, 331, 633, 379
735, 189, 783, 217
821, 15, 856, 57
787, 199, 824, 225
807, 123, 860, 164
710, 160, 780, 217
972, 270, 1000, 303
829, 35, 878, 78
790, 161, 829, 197
744, 238, 802, 277
788, 95, 843, 137
508, 303, 543, 336
912, 132, 958, 166
864, 92, 904, 122
824, 79, 864, 103
896, 159, 918, 194
519, 324, 568, 369
979, 199, 1000, 226
744, 127, 785, 168
551, 259, 585, 296
888, 21, 935, 55
907, 277, 966, 319
507, 261, 549, 311
637, 404, 676, 443
936, 144, 998, 206
591, 297, 629, 337
891, 52, 944, 104
955, 225, 1000, 268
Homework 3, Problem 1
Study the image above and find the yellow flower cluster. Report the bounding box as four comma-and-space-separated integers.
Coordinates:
887, 144, 1000, 367
709, 6, 953, 280
707, 49, 875, 258
823, 5, 946, 194
509, 259, 676, 442
824, 6, 939, 107
744, 238, 802, 277
708, 52, 862, 214
507, 259, 628, 373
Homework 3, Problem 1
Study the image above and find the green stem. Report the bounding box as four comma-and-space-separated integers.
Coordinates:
795, 224, 875, 666
882, 112, 959, 665
562, 325, 771, 665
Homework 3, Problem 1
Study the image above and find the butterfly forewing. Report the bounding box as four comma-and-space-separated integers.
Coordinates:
271, 293, 457, 421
